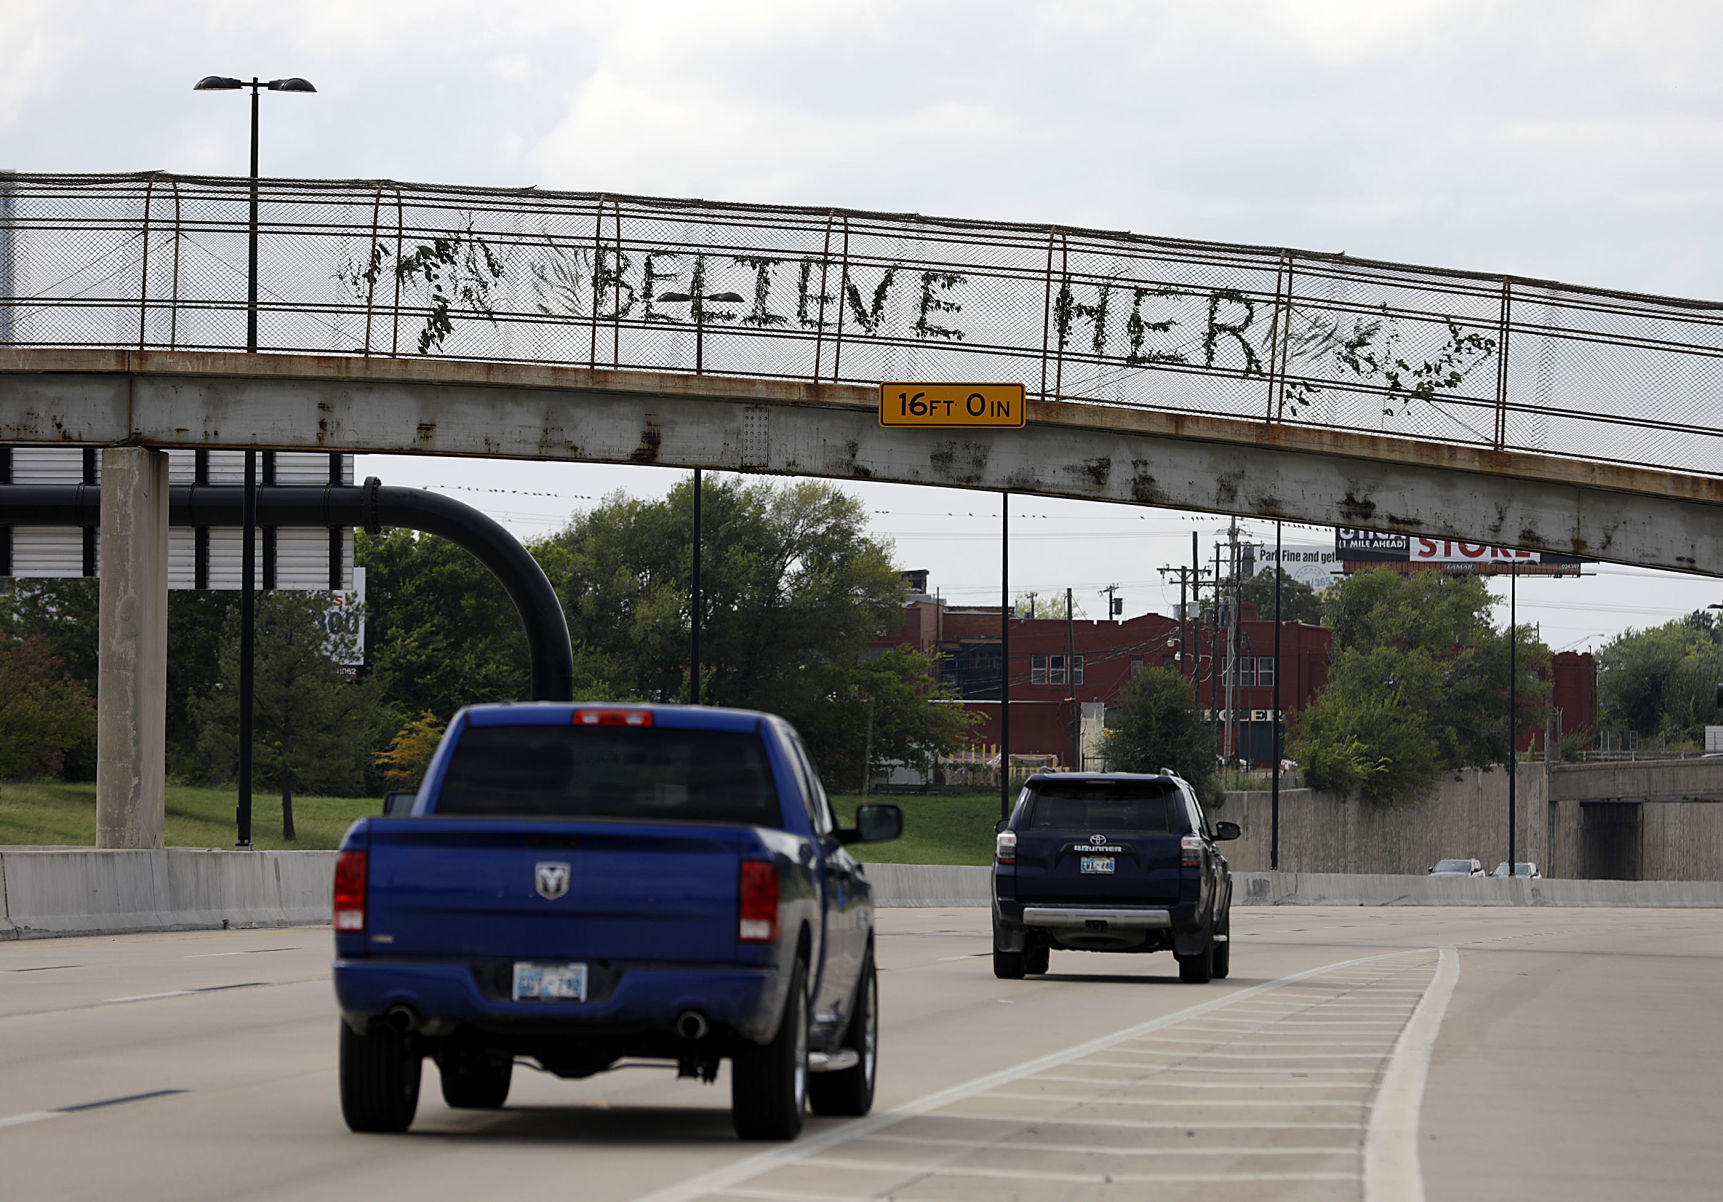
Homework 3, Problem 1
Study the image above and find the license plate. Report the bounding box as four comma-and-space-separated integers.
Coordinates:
1080, 856, 1116, 874
512, 961, 588, 1001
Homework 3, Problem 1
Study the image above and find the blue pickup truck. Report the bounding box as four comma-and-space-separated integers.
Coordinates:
332, 702, 902, 1140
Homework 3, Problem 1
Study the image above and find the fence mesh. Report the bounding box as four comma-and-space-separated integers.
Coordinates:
2, 171, 1721, 477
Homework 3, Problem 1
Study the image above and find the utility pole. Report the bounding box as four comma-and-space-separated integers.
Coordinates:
1100, 583, 1120, 620
1066, 587, 1079, 771
1211, 542, 1223, 756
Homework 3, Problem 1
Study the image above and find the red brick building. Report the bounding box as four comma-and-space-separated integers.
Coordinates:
870, 575, 1594, 769
868, 576, 1333, 769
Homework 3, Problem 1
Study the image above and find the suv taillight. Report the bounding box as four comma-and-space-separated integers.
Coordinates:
738, 860, 779, 942
1180, 834, 1204, 867
995, 830, 1017, 864
333, 851, 367, 932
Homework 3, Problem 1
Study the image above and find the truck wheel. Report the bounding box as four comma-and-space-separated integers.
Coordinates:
732, 958, 808, 1140
1024, 941, 1050, 976
1177, 934, 1215, 984
1211, 909, 1231, 980
809, 952, 877, 1117
440, 1055, 513, 1109
339, 1021, 422, 1133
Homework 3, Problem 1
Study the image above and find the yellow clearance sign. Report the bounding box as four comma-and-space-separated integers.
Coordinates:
878, 383, 1027, 428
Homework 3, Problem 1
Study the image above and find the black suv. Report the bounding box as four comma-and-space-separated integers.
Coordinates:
992, 771, 1239, 983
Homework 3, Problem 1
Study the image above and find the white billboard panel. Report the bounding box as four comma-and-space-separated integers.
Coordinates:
1, 447, 353, 589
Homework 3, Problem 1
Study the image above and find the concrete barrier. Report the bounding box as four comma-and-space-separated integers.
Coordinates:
5, 852, 1722, 940
0, 848, 335, 939
1234, 871, 1723, 908
862, 862, 992, 907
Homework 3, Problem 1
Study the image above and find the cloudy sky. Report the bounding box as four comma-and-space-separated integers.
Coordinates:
5, 0, 1721, 648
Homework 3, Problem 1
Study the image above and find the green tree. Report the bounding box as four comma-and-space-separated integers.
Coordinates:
1014, 592, 1086, 619
795, 647, 979, 790
192, 591, 390, 840
1597, 611, 1723, 744
1290, 568, 1549, 804
1238, 568, 1323, 626
1, 579, 237, 781
545, 476, 908, 770
374, 711, 447, 792
0, 635, 97, 794
358, 528, 535, 720
1103, 666, 1220, 804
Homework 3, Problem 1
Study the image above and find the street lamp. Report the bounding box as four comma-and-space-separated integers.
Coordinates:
655, 289, 745, 376
195, 74, 316, 849
656, 287, 743, 704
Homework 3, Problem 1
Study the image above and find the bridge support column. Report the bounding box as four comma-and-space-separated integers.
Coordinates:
96, 447, 167, 849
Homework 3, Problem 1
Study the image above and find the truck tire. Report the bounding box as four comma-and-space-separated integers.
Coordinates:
339, 1021, 422, 1133
1025, 941, 1050, 976
1211, 908, 1231, 980
440, 1055, 513, 1109
808, 952, 877, 1117
732, 958, 808, 1140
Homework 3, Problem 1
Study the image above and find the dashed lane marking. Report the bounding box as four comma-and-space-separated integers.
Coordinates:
632, 947, 1448, 1202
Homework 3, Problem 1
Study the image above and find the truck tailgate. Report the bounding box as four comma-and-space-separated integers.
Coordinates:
363, 818, 746, 963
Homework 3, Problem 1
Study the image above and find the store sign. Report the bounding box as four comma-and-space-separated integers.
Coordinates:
1333, 528, 1586, 577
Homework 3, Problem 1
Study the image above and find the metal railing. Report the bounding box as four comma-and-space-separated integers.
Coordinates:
2, 171, 1722, 477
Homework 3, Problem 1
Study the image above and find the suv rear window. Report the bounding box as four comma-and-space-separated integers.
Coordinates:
1024, 779, 1183, 834
434, 725, 780, 826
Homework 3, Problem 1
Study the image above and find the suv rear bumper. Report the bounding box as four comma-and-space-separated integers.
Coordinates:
993, 895, 1206, 953
1022, 906, 1172, 929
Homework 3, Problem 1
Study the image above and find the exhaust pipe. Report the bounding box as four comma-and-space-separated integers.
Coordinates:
674, 1010, 709, 1040
384, 1005, 420, 1035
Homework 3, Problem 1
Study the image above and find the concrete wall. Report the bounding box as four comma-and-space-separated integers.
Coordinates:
1544, 759, 1723, 880
9, 849, 1723, 941
0, 848, 334, 939
1215, 763, 1547, 876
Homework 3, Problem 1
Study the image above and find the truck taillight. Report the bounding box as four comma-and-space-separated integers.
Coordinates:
333, 851, 367, 932
574, 708, 653, 727
738, 860, 779, 943
995, 830, 1017, 864
1180, 834, 1204, 867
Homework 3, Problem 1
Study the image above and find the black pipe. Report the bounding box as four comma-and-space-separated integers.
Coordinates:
0, 477, 575, 701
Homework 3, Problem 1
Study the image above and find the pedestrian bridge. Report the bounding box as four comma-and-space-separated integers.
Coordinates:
2, 171, 1721, 573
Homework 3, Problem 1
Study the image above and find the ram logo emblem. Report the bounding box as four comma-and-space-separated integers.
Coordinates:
535, 862, 571, 900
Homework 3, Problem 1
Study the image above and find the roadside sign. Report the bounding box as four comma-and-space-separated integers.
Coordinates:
879, 383, 1026, 428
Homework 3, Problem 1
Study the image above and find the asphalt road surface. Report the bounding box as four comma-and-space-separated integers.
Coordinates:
2, 906, 1719, 1202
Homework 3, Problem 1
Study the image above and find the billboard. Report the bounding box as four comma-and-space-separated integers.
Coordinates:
1333, 528, 1586, 577
1, 447, 355, 590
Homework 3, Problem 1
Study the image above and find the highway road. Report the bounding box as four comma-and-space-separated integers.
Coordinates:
2, 906, 1720, 1202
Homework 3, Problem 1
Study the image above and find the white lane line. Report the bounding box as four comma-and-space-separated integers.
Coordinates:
1365, 945, 1460, 1202
984, 1095, 1367, 1109
804, 1157, 1356, 1184
863, 1134, 1361, 1155
630, 948, 1434, 1202
102, 990, 193, 1003
0, 1111, 63, 1131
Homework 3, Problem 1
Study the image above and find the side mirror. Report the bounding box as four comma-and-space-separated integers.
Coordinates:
382, 791, 416, 816
1213, 821, 1241, 841
994, 818, 1008, 834
840, 802, 903, 845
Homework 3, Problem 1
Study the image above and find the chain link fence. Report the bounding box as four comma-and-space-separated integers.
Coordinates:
2, 171, 1721, 477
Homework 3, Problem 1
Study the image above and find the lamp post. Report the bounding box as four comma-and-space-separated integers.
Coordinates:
657, 287, 744, 704
195, 74, 315, 848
